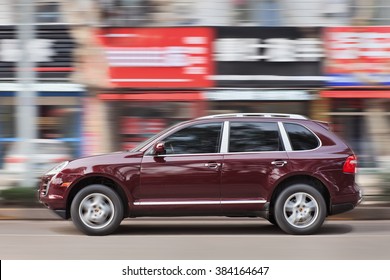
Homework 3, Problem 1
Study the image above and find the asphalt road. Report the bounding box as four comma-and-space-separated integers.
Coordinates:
1, 218, 390, 259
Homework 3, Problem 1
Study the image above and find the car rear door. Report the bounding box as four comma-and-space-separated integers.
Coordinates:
220, 120, 290, 215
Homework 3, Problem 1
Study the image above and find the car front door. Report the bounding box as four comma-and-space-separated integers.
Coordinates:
135, 122, 224, 216
221, 120, 290, 215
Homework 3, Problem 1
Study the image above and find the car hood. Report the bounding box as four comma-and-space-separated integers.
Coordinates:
63, 151, 144, 172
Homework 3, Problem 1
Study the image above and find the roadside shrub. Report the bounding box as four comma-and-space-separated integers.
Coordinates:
0, 187, 40, 207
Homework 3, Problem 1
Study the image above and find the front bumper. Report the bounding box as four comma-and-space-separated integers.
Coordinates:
38, 174, 69, 219
53, 209, 67, 219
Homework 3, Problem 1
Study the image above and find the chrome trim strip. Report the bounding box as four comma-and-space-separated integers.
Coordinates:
220, 121, 230, 153
146, 150, 288, 157
278, 121, 292, 151
145, 152, 222, 157
134, 200, 267, 206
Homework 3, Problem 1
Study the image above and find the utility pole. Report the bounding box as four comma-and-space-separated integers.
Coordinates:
16, 0, 37, 187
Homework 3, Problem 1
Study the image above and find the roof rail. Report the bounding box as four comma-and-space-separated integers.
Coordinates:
198, 113, 307, 120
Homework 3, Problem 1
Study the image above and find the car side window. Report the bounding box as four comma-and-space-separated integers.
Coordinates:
284, 123, 319, 151
229, 122, 281, 152
163, 122, 222, 154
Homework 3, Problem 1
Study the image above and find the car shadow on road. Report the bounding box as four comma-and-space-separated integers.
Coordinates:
111, 220, 353, 236
51, 219, 353, 236
318, 223, 353, 235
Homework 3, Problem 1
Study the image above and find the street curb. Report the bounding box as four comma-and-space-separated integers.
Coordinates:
1, 206, 390, 221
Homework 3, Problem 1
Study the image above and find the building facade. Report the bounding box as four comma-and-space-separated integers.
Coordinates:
1, 0, 390, 169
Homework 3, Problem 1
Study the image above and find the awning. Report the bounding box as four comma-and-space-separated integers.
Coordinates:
321, 90, 390, 98
99, 92, 204, 101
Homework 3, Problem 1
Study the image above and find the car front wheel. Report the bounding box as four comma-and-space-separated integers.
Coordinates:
71, 184, 123, 235
274, 184, 326, 235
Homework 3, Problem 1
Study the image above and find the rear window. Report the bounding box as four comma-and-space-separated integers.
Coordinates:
284, 123, 319, 151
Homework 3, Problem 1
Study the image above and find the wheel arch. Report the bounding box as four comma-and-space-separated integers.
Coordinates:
269, 175, 331, 217
66, 175, 129, 219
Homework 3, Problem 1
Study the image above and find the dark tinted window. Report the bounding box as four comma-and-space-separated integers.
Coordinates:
284, 123, 319, 151
163, 123, 222, 154
229, 122, 281, 152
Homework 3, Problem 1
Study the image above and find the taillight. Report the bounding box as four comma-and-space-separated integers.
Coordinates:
343, 155, 357, 174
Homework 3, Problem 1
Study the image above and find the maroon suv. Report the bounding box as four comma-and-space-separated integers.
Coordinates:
39, 113, 362, 235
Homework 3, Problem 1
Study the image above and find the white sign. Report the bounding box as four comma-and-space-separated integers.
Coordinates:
215, 38, 324, 62
0, 38, 54, 62
205, 90, 315, 101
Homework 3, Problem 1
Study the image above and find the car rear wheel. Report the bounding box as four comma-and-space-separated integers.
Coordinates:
71, 184, 123, 236
274, 184, 326, 235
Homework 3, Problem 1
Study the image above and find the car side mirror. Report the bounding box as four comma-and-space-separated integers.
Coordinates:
154, 142, 166, 156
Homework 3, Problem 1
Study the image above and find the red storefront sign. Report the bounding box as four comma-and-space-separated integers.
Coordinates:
321, 90, 390, 98
325, 26, 390, 87
96, 27, 214, 88
99, 92, 204, 101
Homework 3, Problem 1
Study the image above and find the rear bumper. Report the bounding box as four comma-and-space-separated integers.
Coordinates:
331, 188, 363, 215
331, 203, 356, 215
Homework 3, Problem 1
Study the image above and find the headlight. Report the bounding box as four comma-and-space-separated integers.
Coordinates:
45, 161, 69, 175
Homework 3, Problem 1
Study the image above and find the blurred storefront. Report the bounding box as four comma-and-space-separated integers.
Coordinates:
89, 27, 213, 150
2, 0, 390, 168
81, 26, 326, 151
322, 26, 390, 167
99, 93, 206, 151
0, 25, 83, 166
207, 26, 324, 118
205, 90, 315, 116
70, 0, 384, 27
0, 84, 84, 159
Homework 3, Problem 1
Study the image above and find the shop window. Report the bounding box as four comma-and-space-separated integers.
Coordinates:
35, 2, 61, 23
118, 101, 200, 151
99, 0, 157, 26
333, 115, 375, 167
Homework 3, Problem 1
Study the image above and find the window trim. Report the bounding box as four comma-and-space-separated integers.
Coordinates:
220, 121, 229, 153
227, 120, 283, 153
145, 121, 224, 156
278, 122, 292, 151
143, 119, 323, 157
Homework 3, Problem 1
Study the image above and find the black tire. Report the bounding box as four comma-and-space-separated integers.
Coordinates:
267, 213, 277, 226
71, 184, 123, 236
274, 184, 326, 235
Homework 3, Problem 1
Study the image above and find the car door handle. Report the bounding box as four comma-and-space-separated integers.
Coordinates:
205, 162, 221, 168
271, 160, 288, 167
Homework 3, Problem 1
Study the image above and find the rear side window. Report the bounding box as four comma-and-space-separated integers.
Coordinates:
229, 122, 281, 152
284, 123, 319, 151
